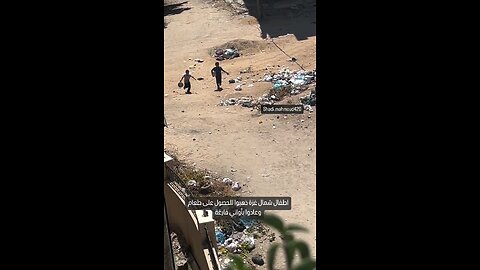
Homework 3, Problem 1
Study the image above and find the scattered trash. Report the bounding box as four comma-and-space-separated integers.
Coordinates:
213, 47, 240, 61
216, 230, 226, 244
194, 58, 204, 63
247, 84, 254, 87
228, 79, 236, 84
222, 178, 233, 185
240, 66, 252, 74
187, 180, 197, 187
239, 217, 257, 228
304, 104, 314, 112
242, 235, 255, 250
231, 169, 237, 172
235, 85, 242, 91
300, 92, 316, 106
219, 97, 254, 107
232, 182, 241, 191
259, 68, 316, 103
237, 97, 253, 107
200, 182, 212, 194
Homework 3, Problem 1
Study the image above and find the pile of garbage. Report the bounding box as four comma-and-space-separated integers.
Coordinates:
219, 94, 278, 108
263, 68, 316, 96
215, 218, 259, 254
218, 69, 316, 110
213, 47, 240, 61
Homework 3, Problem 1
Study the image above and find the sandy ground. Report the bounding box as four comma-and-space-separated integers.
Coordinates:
164, 0, 317, 264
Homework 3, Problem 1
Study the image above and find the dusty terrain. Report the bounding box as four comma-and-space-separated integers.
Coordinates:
164, 0, 317, 265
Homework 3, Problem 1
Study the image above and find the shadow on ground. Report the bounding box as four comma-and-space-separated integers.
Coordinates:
164, 1, 192, 28
242, 0, 316, 41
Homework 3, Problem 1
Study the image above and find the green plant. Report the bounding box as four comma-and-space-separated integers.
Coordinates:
226, 214, 316, 270
263, 214, 316, 270
224, 255, 253, 270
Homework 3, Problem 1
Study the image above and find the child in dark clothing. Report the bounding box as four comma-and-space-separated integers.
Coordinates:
211, 62, 229, 91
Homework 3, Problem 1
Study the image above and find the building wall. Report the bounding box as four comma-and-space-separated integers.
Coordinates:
164, 153, 220, 270
164, 201, 175, 270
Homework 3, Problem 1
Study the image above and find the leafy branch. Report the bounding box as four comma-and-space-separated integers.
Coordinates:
226, 214, 316, 270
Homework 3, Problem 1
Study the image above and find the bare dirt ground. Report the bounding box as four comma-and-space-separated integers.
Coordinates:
164, 0, 317, 265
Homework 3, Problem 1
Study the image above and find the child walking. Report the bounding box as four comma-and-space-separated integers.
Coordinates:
179, 70, 196, 94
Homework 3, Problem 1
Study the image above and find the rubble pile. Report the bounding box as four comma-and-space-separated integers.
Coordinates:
216, 219, 258, 251
217, 68, 316, 112
259, 68, 316, 104
263, 68, 316, 94
215, 216, 272, 269
219, 97, 256, 108
213, 47, 240, 61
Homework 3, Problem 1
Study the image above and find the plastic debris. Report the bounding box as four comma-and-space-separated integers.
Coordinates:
232, 182, 241, 191
300, 92, 316, 106
216, 231, 226, 244
213, 47, 240, 61
260, 68, 317, 102
222, 178, 233, 185
239, 218, 257, 229
219, 97, 254, 107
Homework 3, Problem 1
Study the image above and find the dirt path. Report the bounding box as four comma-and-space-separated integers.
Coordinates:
164, 0, 317, 261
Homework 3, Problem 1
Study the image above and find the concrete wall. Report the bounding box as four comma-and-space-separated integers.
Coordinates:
164, 201, 175, 270
164, 154, 220, 270
164, 183, 221, 270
